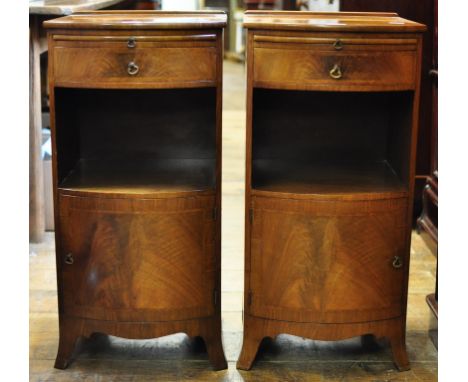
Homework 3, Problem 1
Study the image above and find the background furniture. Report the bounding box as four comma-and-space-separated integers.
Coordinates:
417, 0, 437, 324
29, 0, 130, 242
238, 11, 425, 371
45, 11, 227, 370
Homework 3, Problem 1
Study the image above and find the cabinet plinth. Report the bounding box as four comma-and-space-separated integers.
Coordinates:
238, 11, 425, 372
45, 11, 227, 370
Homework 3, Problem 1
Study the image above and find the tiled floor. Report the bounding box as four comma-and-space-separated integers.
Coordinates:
29, 60, 437, 381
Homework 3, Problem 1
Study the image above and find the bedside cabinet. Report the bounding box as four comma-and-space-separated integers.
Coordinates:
237, 11, 425, 371
44, 11, 227, 370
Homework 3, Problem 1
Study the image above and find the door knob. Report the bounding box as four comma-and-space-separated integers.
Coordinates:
127, 61, 139, 76
333, 39, 343, 50
127, 37, 136, 48
64, 253, 74, 265
392, 256, 403, 269
329, 64, 342, 79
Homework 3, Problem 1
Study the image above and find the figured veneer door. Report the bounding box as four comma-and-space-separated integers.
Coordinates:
58, 194, 216, 322
249, 196, 408, 323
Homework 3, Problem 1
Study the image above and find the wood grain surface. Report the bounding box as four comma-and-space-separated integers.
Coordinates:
249, 196, 407, 323
59, 194, 215, 322
243, 11, 426, 32
253, 43, 417, 91
54, 43, 217, 88
59, 158, 216, 198
46, 11, 226, 371
29, 60, 437, 381
44, 10, 228, 29
239, 11, 425, 372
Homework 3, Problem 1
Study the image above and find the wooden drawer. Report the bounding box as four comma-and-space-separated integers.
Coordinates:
58, 193, 216, 322
253, 35, 418, 91
249, 195, 408, 323
52, 34, 218, 88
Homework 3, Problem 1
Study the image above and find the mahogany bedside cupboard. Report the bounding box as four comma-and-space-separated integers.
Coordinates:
44, 11, 227, 370
237, 11, 426, 371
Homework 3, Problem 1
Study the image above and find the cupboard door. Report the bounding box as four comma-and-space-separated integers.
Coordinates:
249, 196, 408, 323
58, 194, 216, 321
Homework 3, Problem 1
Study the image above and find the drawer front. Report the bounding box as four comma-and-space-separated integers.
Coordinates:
52, 35, 218, 88
249, 196, 408, 323
253, 36, 417, 91
57, 193, 216, 322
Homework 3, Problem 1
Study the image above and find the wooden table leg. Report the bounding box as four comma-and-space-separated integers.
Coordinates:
29, 16, 45, 243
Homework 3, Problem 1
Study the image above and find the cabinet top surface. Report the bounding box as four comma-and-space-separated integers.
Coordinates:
44, 10, 227, 30
243, 11, 426, 32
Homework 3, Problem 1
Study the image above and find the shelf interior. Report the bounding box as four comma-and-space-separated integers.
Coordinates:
251, 89, 413, 196
55, 87, 217, 195
59, 158, 215, 195
252, 159, 405, 195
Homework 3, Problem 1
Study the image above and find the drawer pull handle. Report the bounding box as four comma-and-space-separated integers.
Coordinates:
64, 253, 74, 265
333, 39, 343, 50
392, 256, 403, 269
329, 64, 342, 80
127, 37, 136, 48
127, 62, 139, 76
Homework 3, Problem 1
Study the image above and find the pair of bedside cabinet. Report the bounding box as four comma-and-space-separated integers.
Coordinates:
44, 10, 425, 372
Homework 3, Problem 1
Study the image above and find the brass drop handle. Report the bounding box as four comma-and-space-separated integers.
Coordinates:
333, 39, 343, 50
329, 64, 342, 80
64, 253, 74, 265
127, 61, 139, 76
127, 37, 136, 48
392, 256, 403, 269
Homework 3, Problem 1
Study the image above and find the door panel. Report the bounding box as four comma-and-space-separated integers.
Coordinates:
250, 196, 408, 323
58, 193, 215, 321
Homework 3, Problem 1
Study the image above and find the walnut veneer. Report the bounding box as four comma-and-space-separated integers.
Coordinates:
238, 11, 426, 372
45, 11, 227, 370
